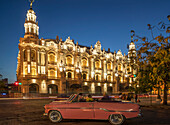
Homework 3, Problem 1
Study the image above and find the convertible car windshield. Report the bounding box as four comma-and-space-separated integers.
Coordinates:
67, 94, 76, 102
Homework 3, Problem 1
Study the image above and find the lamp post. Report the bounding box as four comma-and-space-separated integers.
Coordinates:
115, 73, 119, 93
125, 74, 129, 89
59, 60, 67, 94
129, 83, 132, 92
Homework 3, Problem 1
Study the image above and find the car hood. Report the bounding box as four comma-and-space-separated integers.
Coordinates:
49, 100, 68, 105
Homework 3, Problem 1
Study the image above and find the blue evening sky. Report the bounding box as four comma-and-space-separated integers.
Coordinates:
0, 0, 169, 83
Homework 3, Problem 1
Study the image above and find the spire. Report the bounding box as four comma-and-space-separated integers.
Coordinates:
24, 0, 39, 39
29, 0, 34, 9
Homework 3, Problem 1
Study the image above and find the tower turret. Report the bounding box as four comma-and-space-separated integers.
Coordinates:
24, 0, 39, 39
128, 41, 136, 59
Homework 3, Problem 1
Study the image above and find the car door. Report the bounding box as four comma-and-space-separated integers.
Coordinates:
93, 102, 114, 120
66, 101, 94, 119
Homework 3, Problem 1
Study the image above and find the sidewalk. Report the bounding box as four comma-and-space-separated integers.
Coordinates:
136, 99, 170, 107
0, 96, 68, 100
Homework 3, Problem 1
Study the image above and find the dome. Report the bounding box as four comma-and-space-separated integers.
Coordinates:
130, 41, 135, 45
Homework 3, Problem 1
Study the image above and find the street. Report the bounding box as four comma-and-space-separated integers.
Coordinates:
0, 99, 170, 125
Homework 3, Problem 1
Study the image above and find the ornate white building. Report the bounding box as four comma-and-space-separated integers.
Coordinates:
16, 2, 137, 95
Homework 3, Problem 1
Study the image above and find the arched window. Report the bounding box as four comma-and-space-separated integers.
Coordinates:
83, 74, 86, 80
107, 62, 111, 70
49, 70, 55, 77
95, 60, 100, 69
107, 75, 111, 82
118, 64, 122, 71
32, 68, 36, 75
68, 72, 72, 78
31, 50, 36, 61
96, 75, 99, 81
48, 52, 55, 64
66, 55, 73, 65
23, 50, 27, 61
82, 58, 87, 67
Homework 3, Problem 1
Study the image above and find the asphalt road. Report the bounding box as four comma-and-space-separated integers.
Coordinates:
0, 99, 170, 125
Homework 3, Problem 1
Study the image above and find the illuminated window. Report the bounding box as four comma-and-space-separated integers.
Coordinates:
49, 69, 55, 77
107, 75, 111, 82
38, 66, 40, 74
96, 75, 99, 81
31, 50, 36, 62
28, 65, 30, 73
48, 52, 55, 64
66, 55, 72, 65
68, 72, 72, 78
107, 62, 111, 70
118, 64, 121, 71
32, 68, 36, 75
23, 50, 27, 61
120, 76, 123, 83
95, 60, 100, 69
41, 53, 45, 65
41, 66, 45, 74
83, 74, 86, 79
82, 58, 87, 67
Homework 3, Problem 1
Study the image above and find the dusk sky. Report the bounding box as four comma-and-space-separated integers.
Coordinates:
0, 0, 169, 83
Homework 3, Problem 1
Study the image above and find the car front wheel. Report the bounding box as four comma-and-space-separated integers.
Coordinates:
49, 110, 62, 123
109, 114, 125, 125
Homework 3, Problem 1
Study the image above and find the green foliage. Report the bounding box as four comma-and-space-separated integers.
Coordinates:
132, 16, 170, 105
0, 80, 6, 92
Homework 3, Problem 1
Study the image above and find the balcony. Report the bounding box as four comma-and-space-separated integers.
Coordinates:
22, 75, 39, 79
107, 69, 113, 72
47, 76, 59, 80
95, 67, 102, 70
66, 64, 74, 67
81, 66, 88, 69
48, 61, 57, 65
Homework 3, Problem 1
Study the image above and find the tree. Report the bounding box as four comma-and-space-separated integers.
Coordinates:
0, 80, 6, 93
131, 15, 170, 105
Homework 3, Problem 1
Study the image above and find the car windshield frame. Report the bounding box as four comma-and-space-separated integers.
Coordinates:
67, 94, 77, 102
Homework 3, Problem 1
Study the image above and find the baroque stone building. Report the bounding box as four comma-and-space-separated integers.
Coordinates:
16, 3, 137, 95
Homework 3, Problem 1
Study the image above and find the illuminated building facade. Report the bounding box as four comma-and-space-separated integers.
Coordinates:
16, 3, 137, 95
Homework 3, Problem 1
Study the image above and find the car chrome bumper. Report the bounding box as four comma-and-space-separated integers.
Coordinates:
43, 113, 48, 116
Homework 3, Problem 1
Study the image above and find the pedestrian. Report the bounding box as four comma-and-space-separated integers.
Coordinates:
101, 92, 111, 101
78, 93, 86, 102
135, 94, 138, 103
86, 94, 94, 102
121, 94, 126, 100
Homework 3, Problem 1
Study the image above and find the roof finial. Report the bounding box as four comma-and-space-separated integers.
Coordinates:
29, 0, 34, 9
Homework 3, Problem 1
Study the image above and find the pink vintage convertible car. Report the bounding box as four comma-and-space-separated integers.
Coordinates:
44, 94, 142, 125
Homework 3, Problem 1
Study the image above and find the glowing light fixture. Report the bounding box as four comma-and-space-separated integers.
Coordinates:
52, 80, 55, 84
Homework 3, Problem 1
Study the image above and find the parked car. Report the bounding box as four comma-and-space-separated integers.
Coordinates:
138, 93, 149, 98
44, 94, 142, 125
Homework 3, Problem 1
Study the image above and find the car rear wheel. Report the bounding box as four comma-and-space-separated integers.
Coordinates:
109, 114, 125, 125
49, 110, 62, 123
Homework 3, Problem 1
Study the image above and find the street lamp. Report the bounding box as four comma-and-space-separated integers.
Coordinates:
115, 73, 119, 92
125, 74, 128, 78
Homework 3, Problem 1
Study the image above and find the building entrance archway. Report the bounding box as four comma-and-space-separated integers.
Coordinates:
29, 83, 39, 93
107, 87, 113, 95
95, 86, 102, 94
82, 86, 89, 93
70, 84, 81, 94
48, 84, 58, 94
